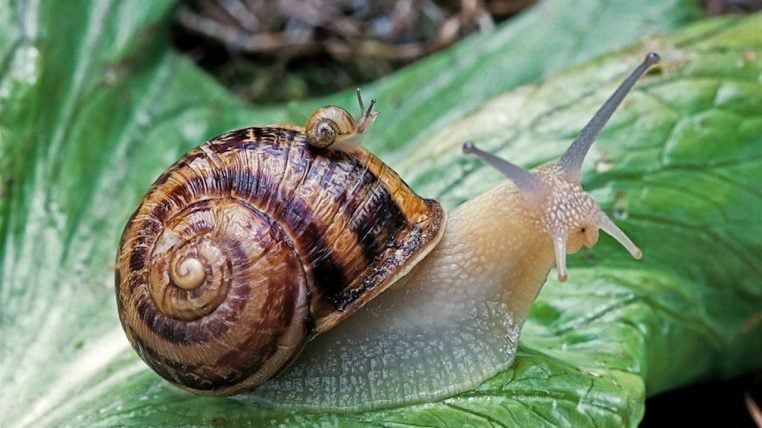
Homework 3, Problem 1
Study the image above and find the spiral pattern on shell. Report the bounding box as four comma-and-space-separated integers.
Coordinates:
116, 126, 444, 395
306, 119, 338, 148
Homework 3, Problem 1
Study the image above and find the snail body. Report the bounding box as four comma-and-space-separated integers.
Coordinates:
246, 178, 558, 410
116, 54, 659, 409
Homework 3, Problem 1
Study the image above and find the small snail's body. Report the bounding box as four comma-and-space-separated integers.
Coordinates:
116, 54, 660, 408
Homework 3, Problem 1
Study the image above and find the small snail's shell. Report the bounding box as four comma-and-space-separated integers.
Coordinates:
305, 105, 376, 153
305, 106, 351, 148
115, 126, 444, 395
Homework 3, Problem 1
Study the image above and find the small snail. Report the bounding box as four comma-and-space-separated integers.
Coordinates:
115, 53, 660, 409
305, 88, 379, 152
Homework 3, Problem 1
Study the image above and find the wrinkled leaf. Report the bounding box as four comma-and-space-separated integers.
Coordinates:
2, 0, 760, 427
409, 11, 762, 397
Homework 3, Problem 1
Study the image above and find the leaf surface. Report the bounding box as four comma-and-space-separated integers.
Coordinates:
2, 1, 760, 427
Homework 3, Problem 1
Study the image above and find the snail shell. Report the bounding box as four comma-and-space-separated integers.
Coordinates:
305, 89, 378, 153
305, 106, 352, 148
115, 126, 444, 395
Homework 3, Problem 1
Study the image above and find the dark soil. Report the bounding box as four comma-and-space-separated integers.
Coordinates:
642, 372, 761, 427
172, 0, 533, 102
172, 0, 761, 103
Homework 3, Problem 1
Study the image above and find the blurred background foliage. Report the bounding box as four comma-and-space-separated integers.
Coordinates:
173, 0, 761, 102
174, 0, 534, 101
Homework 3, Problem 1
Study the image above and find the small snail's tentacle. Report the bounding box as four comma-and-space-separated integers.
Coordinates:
365, 99, 377, 117
355, 88, 379, 137
558, 52, 661, 181
597, 210, 643, 259
355, 87, 377, 119
356, 87, 366, 113
462, 141, 544, 203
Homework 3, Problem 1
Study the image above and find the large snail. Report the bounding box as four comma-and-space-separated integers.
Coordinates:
116, 53, 660, 410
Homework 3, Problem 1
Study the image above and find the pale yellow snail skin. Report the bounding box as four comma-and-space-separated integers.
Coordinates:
243, 53, 659, 410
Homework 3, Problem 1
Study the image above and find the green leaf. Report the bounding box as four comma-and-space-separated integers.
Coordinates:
408, 10, 762, 396
3, 1, 760, 427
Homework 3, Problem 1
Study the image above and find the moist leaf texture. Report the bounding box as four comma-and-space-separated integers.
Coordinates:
1, 0, 759, 426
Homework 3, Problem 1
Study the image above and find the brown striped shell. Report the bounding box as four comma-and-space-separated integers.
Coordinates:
115, 126, 445, 396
